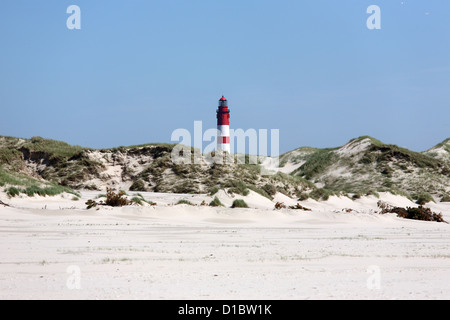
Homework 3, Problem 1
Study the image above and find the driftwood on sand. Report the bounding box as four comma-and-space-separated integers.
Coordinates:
0, 200, 10, 207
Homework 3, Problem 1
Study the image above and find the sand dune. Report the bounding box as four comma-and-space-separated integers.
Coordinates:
0, 190, 449, 300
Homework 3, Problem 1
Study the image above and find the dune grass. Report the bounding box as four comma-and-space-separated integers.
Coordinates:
0, 148, 23, 168
209, 196, 224, 207
22, 136, 85, 159
293, 149, 338, 180
130, 193, 157, 206
6, 187, 20, 198
221, 180, 250, 196
231, 199, 249, 208
308, 188, 335, 201
433, 138, 450, 153
105, 142, 176, 153
0, 166, 79, 198
412, 192, 435, 205
0, 167, 33, 187
209, 186, 220, 196
176, 199, 195, 206
5, 184, 78, 198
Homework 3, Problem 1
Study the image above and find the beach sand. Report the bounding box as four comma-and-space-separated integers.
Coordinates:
1, 190, 449, 300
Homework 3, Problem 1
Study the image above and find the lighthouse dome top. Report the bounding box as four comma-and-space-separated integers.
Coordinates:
219, 95, 227, 101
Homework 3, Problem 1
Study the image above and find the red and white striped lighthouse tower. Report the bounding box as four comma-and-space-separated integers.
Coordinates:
217, 95, 230, 153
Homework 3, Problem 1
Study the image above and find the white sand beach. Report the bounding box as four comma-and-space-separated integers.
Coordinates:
1, 190, 449, 300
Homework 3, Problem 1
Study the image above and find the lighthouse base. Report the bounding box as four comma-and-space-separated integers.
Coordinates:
217, 125, 230, 153
217, 143, 231, 153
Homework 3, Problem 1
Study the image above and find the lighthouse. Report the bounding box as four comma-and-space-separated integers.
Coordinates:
216, 95, 231, 153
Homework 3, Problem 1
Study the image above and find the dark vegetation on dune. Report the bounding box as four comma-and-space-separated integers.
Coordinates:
377, 201, 447, 223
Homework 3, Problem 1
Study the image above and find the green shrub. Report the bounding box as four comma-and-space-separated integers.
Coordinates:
297, 193, 309, 201
23, 186, 49, 197
0, 148, 22, 168
209, 197, 224, 207
173, 181, 199, 194
413, 192, 435, 205
231, 199, 249, 208
129, 179, 146, 192
383, 179, 394, 188
6, 187, 20, 198
25, 136, 84, 159
359, 154, 376, 165
131, 197, 143, 206
309, 188, 334, 201
21, 185, 77, 197
222, 180, 249, 196
209, 186, 220, 196
262, 184, 277, 197
441, 194, 450, 202
134, 193, 156, 205
176, 199, 195, 206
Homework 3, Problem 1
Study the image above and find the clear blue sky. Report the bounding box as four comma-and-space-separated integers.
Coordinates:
1, 0, 449, 153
